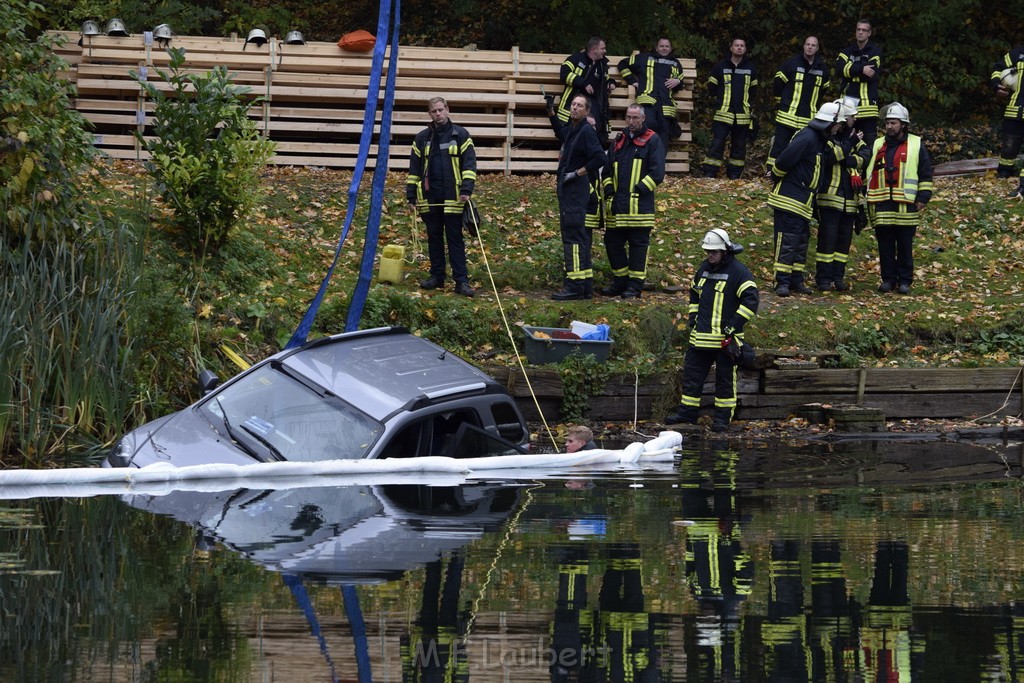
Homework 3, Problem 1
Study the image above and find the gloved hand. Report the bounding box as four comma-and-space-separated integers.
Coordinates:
562, 171, 577, 184
850, 172, 863, 190
721, 334, 743, 363
543, 93, 555, 107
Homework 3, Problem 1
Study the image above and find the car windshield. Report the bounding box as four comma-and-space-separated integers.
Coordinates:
199, 363, 384, 462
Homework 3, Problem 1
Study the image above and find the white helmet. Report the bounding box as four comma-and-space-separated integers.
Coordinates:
884, 102, 910, 123
81, 20, 101, 37
840, 95, 859, 118
1000, 68, 1020, 93
809, 101, 842, 130
702, 228, 734, 252
284, 30, 306, 45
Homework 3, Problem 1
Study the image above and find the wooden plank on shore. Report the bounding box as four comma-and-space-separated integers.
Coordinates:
737, 391, 1020, 420
763, 367, 1024, 394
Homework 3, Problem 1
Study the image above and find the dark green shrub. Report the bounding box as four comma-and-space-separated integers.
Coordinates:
1, 0, 96, 245
133, 47, 275, 254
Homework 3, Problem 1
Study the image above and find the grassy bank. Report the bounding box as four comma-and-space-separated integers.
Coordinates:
92, 160, 1024, 425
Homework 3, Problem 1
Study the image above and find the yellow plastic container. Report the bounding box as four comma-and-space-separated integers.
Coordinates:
378, 244, 405, 284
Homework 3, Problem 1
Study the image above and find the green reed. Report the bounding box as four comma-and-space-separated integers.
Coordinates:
0, 219, 144, 462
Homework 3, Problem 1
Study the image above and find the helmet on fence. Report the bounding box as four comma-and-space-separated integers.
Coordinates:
81, 20, 101, 37
105, 18, 129, 36
245, 28, 268, 48
284, 30, 306, 45
152, 24, 173, 42
884, 102, 910, 123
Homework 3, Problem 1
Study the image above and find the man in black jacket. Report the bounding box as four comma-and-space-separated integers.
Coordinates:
992, 44, 1024, 196
664, 229, 759, 432
601, 104, 666, 299
767, 36, 831, 172
703, 37, 758, 179
558, 37, 616, 144
407, 97, 477, 297
768, 101, 844, 296
617, 36, 685, 144
548, 94, 607, 300
836, 20, 882, 147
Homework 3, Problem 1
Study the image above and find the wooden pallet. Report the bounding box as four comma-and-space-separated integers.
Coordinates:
55, 32, 694, 173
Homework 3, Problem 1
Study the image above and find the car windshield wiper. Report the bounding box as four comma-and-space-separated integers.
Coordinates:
239, 422, 285, 462
213, 397, 261, 461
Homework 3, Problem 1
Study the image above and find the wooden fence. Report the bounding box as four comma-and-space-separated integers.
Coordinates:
489, 364, 1024, 423
50, 31, 695, 174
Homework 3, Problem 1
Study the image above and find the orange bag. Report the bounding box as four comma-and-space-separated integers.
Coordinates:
337, 30, 376, 52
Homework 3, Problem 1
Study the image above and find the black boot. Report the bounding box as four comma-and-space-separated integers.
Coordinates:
582, 278, 594, 299
551, 279, 586, 301
621, 278, 644, 299
664, 405, 699, 425
600, 276, 628, 296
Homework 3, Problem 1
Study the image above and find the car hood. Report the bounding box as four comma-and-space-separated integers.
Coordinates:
123, 407, 257, 468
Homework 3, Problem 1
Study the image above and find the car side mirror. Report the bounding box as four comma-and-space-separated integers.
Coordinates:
198, 369, 221, 396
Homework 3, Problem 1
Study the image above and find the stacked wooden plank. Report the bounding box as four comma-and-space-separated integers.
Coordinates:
52, 32, 695, 173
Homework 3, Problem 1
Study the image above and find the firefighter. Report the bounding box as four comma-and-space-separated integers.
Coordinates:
664, 229, 759, 431
600, 103, 666, 299
702, 37, 758, 179
815, 97, 868, 291
407, 97, 478, 297
767, 36, 831, 172
548, 94, 606, 300
558, 37, 616, 144
836, 20, 882, 147
769, 101, 843, 296
991, 44, 1024, 196
864, 102, 934, 294
617, 36, 686, 144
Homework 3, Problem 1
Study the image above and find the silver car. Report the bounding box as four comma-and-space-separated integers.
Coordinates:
105, 327, 529, 468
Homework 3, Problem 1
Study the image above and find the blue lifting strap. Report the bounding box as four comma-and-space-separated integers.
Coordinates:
285, 0, 402, 348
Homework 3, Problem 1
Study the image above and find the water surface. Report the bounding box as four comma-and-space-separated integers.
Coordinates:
1, 438, 1022, 681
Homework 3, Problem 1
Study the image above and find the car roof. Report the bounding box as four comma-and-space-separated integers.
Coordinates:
279, 327, 500, 421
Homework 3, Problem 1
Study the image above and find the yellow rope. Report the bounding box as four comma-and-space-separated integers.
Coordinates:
464, 202, 561, 453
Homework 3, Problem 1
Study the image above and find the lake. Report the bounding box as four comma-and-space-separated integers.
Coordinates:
1, 437, 1022, 680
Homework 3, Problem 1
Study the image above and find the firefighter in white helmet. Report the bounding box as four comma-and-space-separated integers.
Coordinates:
864, 102, 934, 294
664, 229, 759, 432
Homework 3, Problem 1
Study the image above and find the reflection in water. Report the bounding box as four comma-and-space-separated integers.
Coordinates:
1, 440, 1024, 680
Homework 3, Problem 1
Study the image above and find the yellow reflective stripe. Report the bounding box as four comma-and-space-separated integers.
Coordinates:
640, 176, 657, 191
737, 305, 755, 320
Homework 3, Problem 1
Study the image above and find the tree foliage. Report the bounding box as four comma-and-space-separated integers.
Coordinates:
133, 47, 276, 253
1, 0, 96, 245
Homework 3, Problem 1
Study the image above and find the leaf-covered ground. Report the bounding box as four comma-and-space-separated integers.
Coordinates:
96, 160, 1024, 430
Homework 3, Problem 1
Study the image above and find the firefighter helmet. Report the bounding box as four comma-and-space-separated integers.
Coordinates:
1000, 68, 1020, 93
152, 24, 173, 42
81, 20, 101, 37
245, 28, 268, 47
884, 102, 910, 123
105, 18, 129, 36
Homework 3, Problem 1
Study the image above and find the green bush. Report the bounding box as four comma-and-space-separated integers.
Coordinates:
1, 0, 96, 245
133, 47, 275, 254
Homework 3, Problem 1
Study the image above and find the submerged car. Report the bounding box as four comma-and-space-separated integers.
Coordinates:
105, 326, 530, 468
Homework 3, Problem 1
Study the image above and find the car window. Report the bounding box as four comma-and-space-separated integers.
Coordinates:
449, 423, 528, 459
490, 401, 527, 444
200, 364, 384, 461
